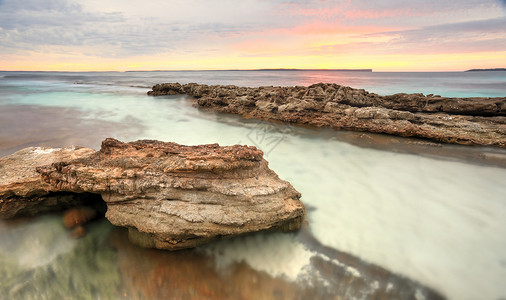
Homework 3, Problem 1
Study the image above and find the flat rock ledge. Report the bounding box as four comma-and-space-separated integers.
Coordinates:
0, 138, 305, 250
148, 82, 506, 147
0, 146, 100, 218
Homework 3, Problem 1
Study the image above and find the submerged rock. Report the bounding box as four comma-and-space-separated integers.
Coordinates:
69, 225, 87, 239
0, 146, 100, 218
62, 207, 98, 229
35, 138, 305, 250
109, 227, 445, 300
149, 83, 506, 147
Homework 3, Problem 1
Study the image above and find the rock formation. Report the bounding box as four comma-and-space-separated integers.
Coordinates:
148, 83, 506, 147
27, 138, 304, 250
0, 146, 101, 218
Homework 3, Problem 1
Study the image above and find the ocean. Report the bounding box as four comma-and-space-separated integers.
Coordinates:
1, 70, 506, 300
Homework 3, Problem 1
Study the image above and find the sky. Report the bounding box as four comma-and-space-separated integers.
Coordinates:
0, 0, 505, 71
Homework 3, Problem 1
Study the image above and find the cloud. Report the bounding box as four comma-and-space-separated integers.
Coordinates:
0, 0, 124, 54
0, 0, 504, 69
380, 17, 506, 53
0, 0, 116, 29
0, 0, 292, 57
0, 0, 265, 57
281, 0, 494, 18
307, 17, 506, 56
499, 0, 506, 13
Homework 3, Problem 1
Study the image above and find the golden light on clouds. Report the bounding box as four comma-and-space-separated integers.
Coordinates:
3, 49, 504, 72
0, 0, 505, 71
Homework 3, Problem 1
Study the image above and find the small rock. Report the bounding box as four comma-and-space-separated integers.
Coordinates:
62, 207, 97, 229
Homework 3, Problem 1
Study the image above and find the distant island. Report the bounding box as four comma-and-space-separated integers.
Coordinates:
465, 68, 506, 72
127, 68, 373, 72
256, 68, 373, 72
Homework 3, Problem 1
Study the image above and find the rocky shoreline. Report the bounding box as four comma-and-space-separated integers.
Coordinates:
0, 138, 305, 250
148, 82, 506, 147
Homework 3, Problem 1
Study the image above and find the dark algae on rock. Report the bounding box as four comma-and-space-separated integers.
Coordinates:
149, 82, 506, 147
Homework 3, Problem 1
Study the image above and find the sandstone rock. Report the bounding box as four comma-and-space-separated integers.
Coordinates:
148, 83, 506, 147
37, 138, 305, 250
0, 146, 100, 218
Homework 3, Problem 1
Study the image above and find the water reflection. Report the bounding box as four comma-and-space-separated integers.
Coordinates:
113, 227, 445, 299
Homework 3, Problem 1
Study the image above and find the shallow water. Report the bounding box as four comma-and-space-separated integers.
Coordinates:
1, 71, 506, 300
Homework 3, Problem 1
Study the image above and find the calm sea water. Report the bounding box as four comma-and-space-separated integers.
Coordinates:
1, 71, 506, 300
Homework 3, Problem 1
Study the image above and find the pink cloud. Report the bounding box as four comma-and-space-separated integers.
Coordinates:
284, 2, 415, 20
280, 21, 394, 35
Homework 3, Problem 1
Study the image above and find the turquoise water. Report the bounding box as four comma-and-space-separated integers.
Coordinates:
1, 71, 506, 299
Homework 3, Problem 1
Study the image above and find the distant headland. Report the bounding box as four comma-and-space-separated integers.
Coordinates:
126, 68, 373, 72
465, 68, 506, 72
256, 68, 373, 72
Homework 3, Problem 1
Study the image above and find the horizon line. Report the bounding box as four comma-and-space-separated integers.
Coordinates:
1, 68, 504, 73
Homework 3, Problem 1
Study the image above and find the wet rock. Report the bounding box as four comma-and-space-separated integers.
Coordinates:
148, 83, 184, 95
37, 138, 305, 250
0, 146, 98, 218
149, 83, 506, 147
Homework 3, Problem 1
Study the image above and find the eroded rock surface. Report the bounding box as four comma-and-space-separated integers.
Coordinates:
36, 138, 305, 250
149, 83, 506, 147
0, 146, 100, 218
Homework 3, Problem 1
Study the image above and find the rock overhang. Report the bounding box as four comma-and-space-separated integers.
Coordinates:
1, 138, 305, 250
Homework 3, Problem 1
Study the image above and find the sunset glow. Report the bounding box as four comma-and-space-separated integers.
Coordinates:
0, 0, 505, 71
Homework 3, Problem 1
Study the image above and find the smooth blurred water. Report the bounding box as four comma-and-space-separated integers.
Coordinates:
1, 71, 506, 300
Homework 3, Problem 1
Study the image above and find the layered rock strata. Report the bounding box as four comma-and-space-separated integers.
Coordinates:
34, 138, 304, 250
148, 83, 506, 147
0, 146, 100, 218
